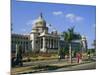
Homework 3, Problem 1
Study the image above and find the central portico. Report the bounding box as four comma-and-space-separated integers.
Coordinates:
30, 13, 60, 53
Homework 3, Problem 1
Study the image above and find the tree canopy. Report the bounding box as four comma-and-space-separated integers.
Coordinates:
62, 26, 81, 43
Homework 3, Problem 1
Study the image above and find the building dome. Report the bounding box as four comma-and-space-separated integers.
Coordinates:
51, 29, 58, 35
81, 35, 86, 41
34, 13, 46, 27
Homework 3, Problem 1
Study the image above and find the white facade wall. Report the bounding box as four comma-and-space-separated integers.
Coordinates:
11, 34, 31, 53
30, 32, 40, 52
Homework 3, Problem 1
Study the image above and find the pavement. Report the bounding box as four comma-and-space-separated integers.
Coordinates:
52, 62, 96, 72
11, 58, 96, 74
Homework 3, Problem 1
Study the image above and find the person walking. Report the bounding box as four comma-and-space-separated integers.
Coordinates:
76, 53, 80, 63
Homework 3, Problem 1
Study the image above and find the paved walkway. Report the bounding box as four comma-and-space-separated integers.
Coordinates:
53, 62, 96, 72
11, 59, 95, 74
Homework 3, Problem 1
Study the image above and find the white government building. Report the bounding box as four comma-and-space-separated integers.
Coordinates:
12, 13, 60, 53
11, 13, 87, 53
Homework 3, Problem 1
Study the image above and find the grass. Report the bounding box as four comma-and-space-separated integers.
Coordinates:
23, 53, 59, 62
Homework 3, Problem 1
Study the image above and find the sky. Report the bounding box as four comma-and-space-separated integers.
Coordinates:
12, 0, 96, 48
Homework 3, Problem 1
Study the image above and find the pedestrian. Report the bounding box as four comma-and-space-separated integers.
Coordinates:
76, 53, 80, 63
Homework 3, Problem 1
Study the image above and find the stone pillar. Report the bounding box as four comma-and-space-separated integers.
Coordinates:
56, 39, 58, 48
48, 38, 49, 48
39, 38, 41, 49
15, 44, 18, 57
58, 38, 60, 50
50, 38, 51, 48
56, 39, 57, 49
51, 39, 53, 49
52, 39, 53, 49
47, 38, 49, 48
40, 38, 42, 52
46, 38, 48, 48
55, 39, 57, 48
42, 36, 46, 52
24, 42, 26, 53
53, 39, 55, 49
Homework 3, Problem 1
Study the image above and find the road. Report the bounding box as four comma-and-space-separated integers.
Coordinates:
51, 62, 96, 72
23, 59, 96, 73
11, 60, 96, 74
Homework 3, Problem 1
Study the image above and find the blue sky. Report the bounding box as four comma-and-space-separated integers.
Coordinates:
12, 0, 96, 48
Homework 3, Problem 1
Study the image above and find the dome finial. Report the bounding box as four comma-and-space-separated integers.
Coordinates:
39, 12, 43, 19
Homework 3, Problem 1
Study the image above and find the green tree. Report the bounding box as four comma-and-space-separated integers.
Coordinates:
58, 47, 67, 61
62, 27, 81, 63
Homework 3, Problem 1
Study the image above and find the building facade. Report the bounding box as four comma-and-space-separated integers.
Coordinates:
11, 13, 60, 53
11, 13, 87, 53
30, 13, 60, 53
11, 34, 31, 53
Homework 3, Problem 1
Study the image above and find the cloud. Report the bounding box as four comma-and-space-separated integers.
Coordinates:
65, 13, 84, 23
75, 16, 84, 21
20, 28, 26, 32
66, 13, 75, 22
53, 11, 63, 15
26, 20, 34, 26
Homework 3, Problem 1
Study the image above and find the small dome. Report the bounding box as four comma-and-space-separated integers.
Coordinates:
82, 35, 85, 38
81, 35, 86, 40
52, 29, 57, 35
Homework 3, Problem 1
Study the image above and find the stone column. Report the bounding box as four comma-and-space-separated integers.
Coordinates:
39, 38, 41, 49
24, 41, 26, 52
46, 38, 48, 48
50, 39, 52, 48
52, 39, 54, 48
56, 39, 57, 48
47, 38, 49, 48
58, 38, 60, 50
48, 38, 49, 49
56, 39, 58, 48
40, 38, 42, 52
42, 36, 46, 52
24, 42, 26, 53
53, 39, 54, 49
52, 39, 53, 49
15, 44, 18, 57
55, 39, 57, 48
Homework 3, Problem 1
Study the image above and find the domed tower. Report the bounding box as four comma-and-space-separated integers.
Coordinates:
33, 13, 48, 33
30, 13, 48, 52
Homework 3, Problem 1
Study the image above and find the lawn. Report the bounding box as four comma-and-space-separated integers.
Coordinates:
22, 52, 59, 62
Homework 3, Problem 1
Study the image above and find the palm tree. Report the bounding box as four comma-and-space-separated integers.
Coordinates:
62, 27, 81, 63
